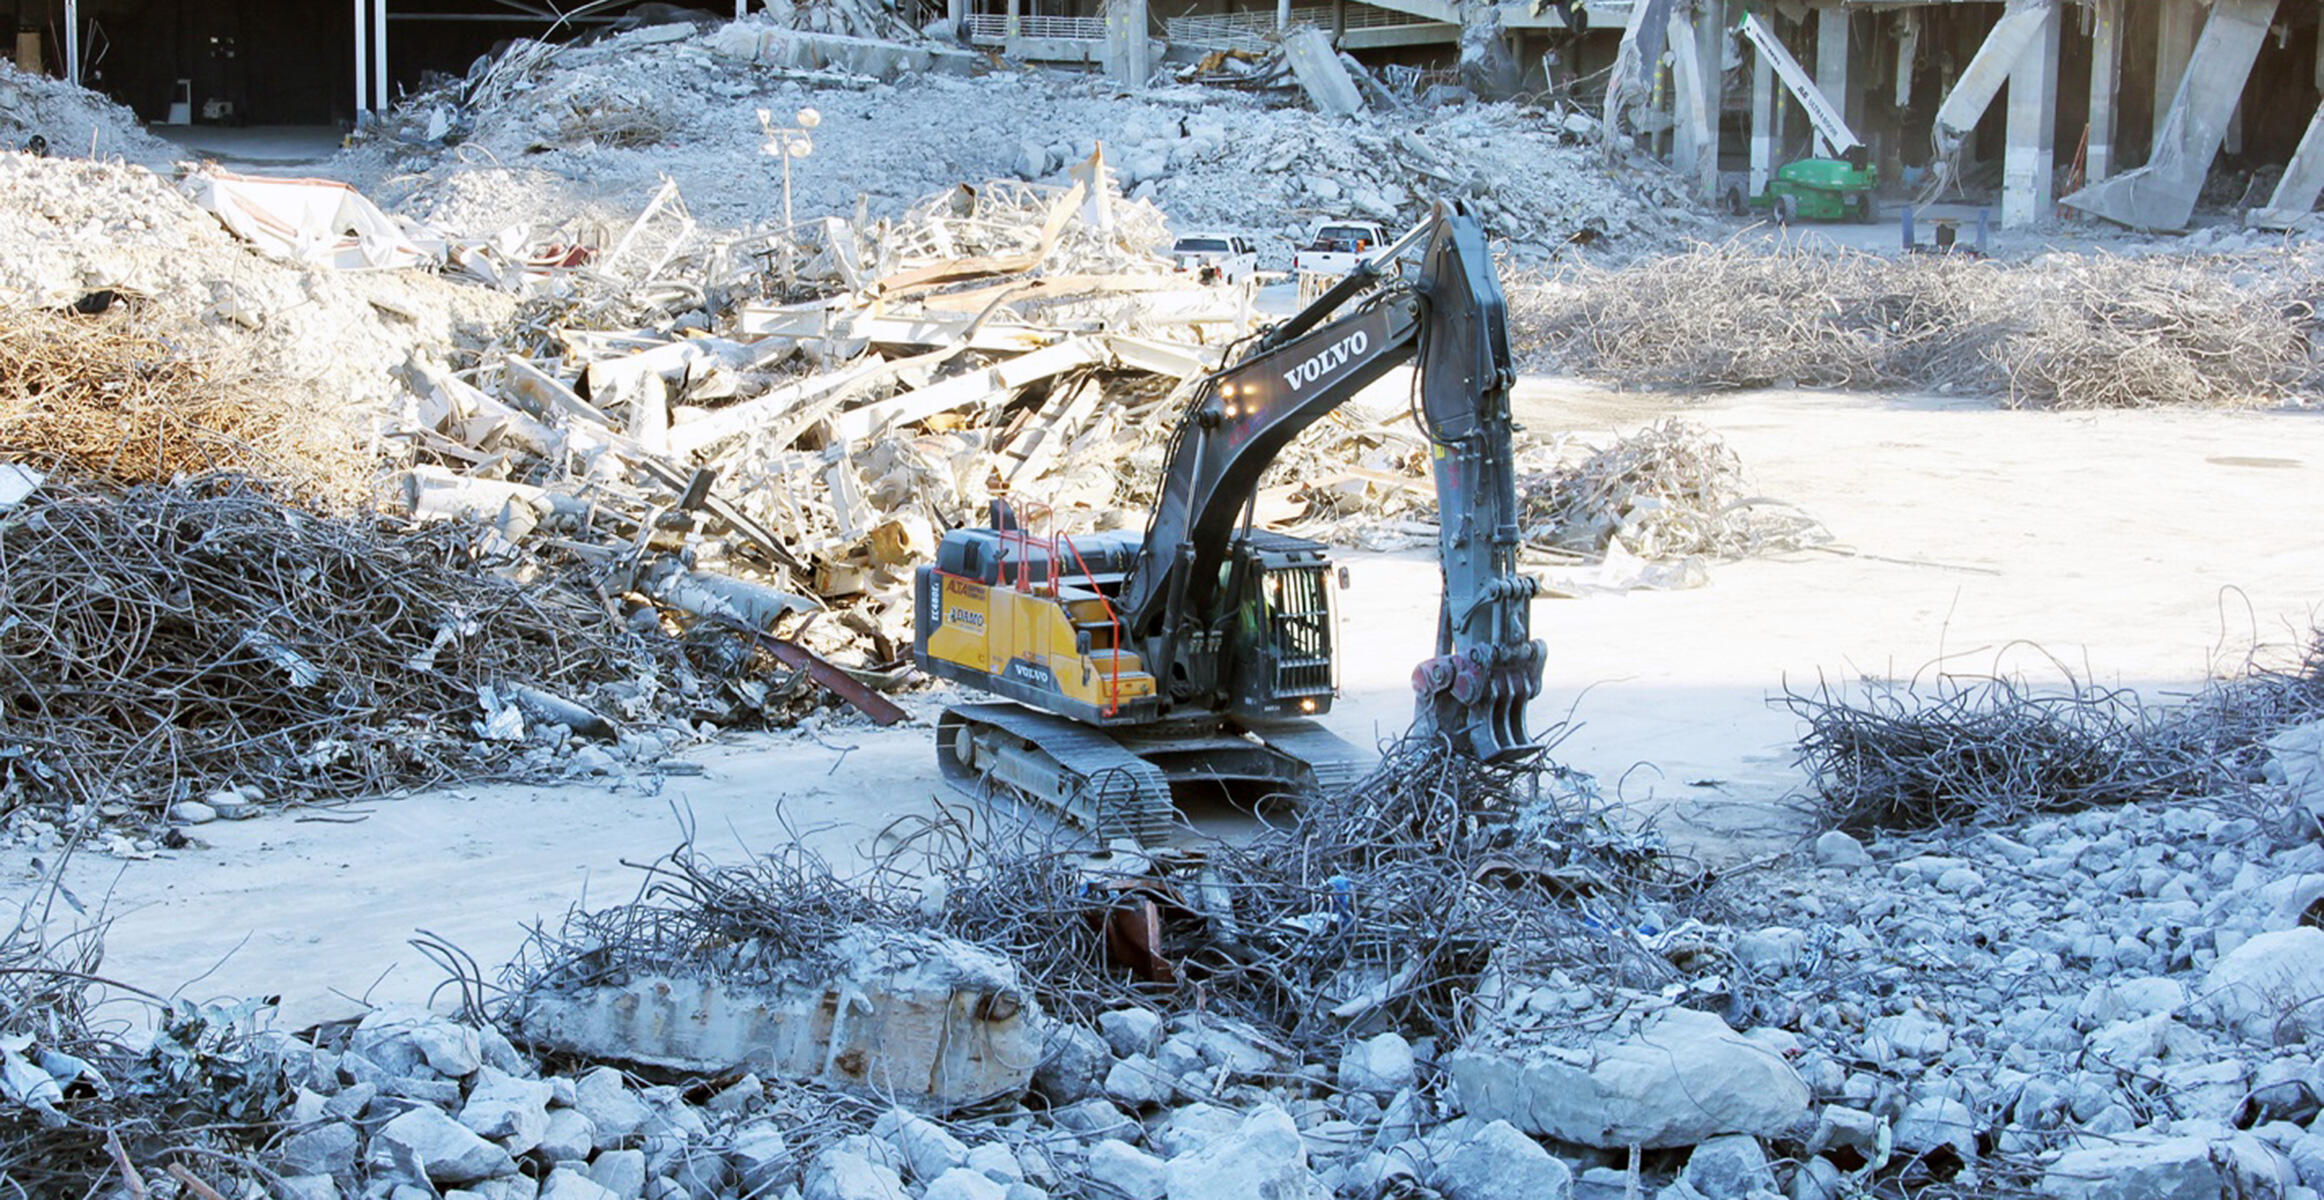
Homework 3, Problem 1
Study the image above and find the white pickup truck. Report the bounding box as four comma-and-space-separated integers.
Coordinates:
1290, 221, 1392, 278
1169, 232, 1259, 285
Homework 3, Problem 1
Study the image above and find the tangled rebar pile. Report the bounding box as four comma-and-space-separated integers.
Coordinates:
0, 885, 292, 1197
0, 307, 368, 498
1507, 239, 2322, 409
1520, 420, 1828, 561
0, 475, 701, 816
494, 732, 1721, 1072
1786, 633, 2324, 832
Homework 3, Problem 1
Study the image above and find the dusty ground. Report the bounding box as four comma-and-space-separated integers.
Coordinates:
7, 383, 2320, 1031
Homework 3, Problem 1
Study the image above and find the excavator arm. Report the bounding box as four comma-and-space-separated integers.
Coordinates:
1119, 205, 1545, 761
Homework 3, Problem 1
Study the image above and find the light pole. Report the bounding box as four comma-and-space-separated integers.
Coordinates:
758, 106, 821, 232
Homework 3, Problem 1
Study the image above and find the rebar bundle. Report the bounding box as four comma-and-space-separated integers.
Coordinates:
1508, 239, 2322, 409
0, 475, 695, 815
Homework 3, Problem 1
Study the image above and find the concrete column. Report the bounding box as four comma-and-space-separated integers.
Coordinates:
1105, 0, 1150, 85
354, 0, 369, 117
1277, 0, 1292, 30
2153, 0, 2199, 140
1670, 12, 1705, 183
2087, 0, 2120, 182
946, 0, 966, 32
1893, 11, 1919, 109
1697, 0, 1726, 200
2067, 0, 2275, 230
1750, 39, 1775, 197
2253, 101, 2324, 229
64, 0, 79, 84
1004, 0, 1021, 53
2001, 1, 2059, 227
373, 0, 389, 112
1814, 6, 1850, 146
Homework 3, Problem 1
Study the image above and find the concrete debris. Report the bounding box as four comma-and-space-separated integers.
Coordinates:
1161, 1105, 1327, 1200
190, 170, 442, 271
0, 61, 175, 167
509, 927, 1043, 1112
1434, 1119, 1575, 1200
1447, 1004, 1811, 1149
346, 18, 1689, 267
2200, 927, 2324, 1044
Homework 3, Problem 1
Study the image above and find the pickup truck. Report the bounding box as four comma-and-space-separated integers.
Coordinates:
1290, 221, 1391, 278
1169, 232, 1259, 285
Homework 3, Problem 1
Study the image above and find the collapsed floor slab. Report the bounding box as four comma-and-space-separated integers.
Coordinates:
507, 927, 1044, 1113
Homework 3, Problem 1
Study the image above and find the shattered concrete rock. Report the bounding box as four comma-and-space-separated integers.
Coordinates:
1433, 1119, 1574, 1200
1447, 1005, 1811, 1149
2039, 1134, 2295, 1200
1163, 1105, 1327, 1200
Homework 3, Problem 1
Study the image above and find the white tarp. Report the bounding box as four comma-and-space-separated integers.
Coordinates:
189, 170, 442, 271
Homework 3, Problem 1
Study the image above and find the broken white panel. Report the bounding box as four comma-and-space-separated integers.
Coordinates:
665, 358, 890, 457
829, 337, 1108, 442
189, 171, 440, 271
1282, 26, 1365, 116
2063, 0, 2279, 231
736, 302, 1060, 353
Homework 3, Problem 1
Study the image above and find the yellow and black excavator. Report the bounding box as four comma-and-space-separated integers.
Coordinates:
912, 205, 1545, 844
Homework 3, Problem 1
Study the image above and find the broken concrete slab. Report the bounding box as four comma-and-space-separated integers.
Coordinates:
707, 24, 983, 82
508, 927, 1044, 1112
1281, 27, 1364, 117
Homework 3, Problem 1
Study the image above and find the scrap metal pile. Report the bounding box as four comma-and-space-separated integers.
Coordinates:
0, 475, 755, 818
1787, 632, 2324, 833
1506, 239, 2324, 409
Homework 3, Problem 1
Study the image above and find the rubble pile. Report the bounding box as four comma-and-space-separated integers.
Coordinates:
0, 154, 514, 500
13, 663, 2322, 1200
379, 171, 1252, 679
1518, 419, 1829, 563
350, 16, 1693, 267
1508, 238, 2324, 408
0, 61, 174, 166
1789, 633, 2324, 833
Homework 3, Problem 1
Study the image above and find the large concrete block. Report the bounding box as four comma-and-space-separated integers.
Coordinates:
1446, 1004, 1809, 1150
509, 928, 1044, 1113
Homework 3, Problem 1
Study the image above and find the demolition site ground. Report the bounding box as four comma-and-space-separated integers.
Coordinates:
6, 14, 2324, 1200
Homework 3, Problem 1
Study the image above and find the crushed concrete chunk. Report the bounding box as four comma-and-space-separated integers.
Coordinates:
369, 1105, 518, 1184
1447, 1005, 1810, 1149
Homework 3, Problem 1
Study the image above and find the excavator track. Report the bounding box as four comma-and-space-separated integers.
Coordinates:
938, 704, 1373, 846
1237, 719, 1372, 793
938, 704, 1174, 846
